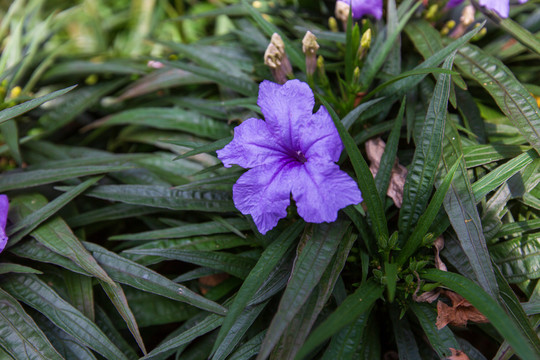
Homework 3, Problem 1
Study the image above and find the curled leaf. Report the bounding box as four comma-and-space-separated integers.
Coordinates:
436, 291, 488, 329
434, 236, 447, 272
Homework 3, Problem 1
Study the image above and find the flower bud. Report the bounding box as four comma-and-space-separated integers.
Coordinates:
147, 60, 164, 69
302, 31, 319, 76
264, 43, 282, 69
425, 4, 438, 21
352, 66, 361, 84
270, 33, 285, 55
361, 28, 372, 49
328, 17, 339, 32
335, 1, 350, 24
316, 55, 329, 86
9, 86, 21, 99
264, 36, 292, 84
460, 5, 475, 26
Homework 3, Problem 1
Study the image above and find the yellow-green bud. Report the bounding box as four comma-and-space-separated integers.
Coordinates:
328, 17, 339, 32
352, 66, 361, 84
425, 4, 438, 21
9, 86, 21, 99
361, 29, 372, 49
317, 55, 329, 86
85, 74, 98, 85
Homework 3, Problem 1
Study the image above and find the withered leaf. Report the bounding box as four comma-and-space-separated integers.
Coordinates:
366, 138, 407, 208
436, 290, 488, 329
447, 348, 470, 360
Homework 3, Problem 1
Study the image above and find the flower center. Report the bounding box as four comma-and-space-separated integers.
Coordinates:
293, 150, 307, 163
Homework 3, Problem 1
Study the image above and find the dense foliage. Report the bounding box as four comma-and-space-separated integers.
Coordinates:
0, 0, 539, 359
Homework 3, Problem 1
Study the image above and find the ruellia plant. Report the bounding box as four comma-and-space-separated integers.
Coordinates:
0, 0, 539, 359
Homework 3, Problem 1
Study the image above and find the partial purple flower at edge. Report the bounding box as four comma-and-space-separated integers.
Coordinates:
217, 80, 363, 234
338, 0, 383, 20
0, 194, 9, 254
447, 0, 528, 18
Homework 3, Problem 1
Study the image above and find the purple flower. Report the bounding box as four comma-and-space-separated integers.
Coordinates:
338, 0, 383, 20
217, 80, 363, 234
447, 0, 528, 18
0, 195, 9, 254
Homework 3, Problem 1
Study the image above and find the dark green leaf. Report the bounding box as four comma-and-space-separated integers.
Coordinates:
7, 194, 114, 285
437, 123, 499, 298
396, 156, 460, 265
258, 222, 350, 360
1, 274, 128, 360
7, 176, 101, 244
0, 85, 76, 125
399, 54, 454, 242
59, 185, 236, 212
410, 302, 458, 358
110, 218, 249, 241
490, 233, 540, 283
99, 281, 146, 354
272, 231, 357, 359
296, 280, 383, 359
83, 242, 227, 315
320, 314, 368, 360
212, 222, 304, 355
0, 288, 63, 360
319, 97, 388, 241
124, 248, 255, 279
91, 108, 230, 140
0, 165, 129, 192
455, 43, 540, 153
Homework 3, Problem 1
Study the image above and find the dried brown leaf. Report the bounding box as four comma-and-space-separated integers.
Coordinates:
366, 138, 407, 208
436, 290, 488, 329
198, 273, 229, 295
434, 236, 447, 271
447, 348, 470, 360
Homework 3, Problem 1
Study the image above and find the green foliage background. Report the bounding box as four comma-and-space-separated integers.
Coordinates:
0, 0, 539, 359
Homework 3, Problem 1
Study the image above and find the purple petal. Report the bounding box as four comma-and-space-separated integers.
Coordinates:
517, 0, 528, 3
300, 105, 343, 163
291, 160, 362, 223
479, 0, 509, 17
0, 194, 9, 254
257, 80, 315, 151
232, 163, 297, 234
351, 0, 383, 20
446, 0, 465, 8
217, 118, 287, 169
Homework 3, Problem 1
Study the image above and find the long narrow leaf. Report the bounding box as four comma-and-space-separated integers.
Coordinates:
0, 85, 76, 125
399, 54, 454, 242
1, 274, 128, 360
257, 222, 349, 360
318, 97, 388, 240
0, 288, 63, 360
295, 280, 383, 360
211, 221, 304, 353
